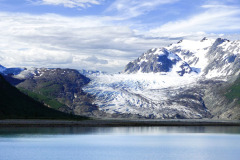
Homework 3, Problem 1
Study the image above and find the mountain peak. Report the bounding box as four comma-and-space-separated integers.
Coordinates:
123, 37, 236, 77
200, 37, 208, 42
215, 38, 230, 44
177, 39, 183, 44
123, 47, 192, 76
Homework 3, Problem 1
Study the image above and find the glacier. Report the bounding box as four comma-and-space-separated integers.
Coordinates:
83, 37, 240, 119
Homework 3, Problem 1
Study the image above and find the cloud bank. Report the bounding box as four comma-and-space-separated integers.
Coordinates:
0, 12, 174, 72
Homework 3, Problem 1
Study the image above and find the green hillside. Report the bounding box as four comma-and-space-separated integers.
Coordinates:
18, 88, 66, 110
225, 77, 240, 104
0, 75, 88, 120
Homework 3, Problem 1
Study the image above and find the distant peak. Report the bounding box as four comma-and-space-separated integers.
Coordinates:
216, 38, 230, 42
200, 37, 208, 42
0, 64, 6, 68
0, 64, 6, 73
212, 38, 230, 47
177, 39, 183, 44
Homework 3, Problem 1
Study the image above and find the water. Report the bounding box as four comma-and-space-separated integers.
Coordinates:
0, 126, 240, 160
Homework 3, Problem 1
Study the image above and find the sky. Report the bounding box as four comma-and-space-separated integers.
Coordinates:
0, 0, 240, 73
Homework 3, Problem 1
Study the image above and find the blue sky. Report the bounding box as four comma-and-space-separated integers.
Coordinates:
0, 0, 240, 72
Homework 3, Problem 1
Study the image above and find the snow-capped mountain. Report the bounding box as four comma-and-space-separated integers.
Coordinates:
123, 48, 193, 76
166, 37, 240, 79
83, 38, 240, 119
203, 38, 240, 79
166, 37, 216, 74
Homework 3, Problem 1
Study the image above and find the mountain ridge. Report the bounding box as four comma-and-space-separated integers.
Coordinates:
0, 74, 87, 120
1, 37, 240, 119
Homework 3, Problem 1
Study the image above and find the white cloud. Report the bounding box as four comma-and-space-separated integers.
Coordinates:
29, 0, 104, 8
19, 48, 73, 64
0, 12, 175, 72
106, 0, 179, 19
149, 3, 240, 37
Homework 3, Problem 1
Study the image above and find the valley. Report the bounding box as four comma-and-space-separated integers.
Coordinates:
1, 37, 240, 120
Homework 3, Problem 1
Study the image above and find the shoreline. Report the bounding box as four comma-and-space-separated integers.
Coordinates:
0, 119, 240, 127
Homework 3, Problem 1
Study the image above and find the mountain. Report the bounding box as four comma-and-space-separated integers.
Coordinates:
1, 37, 240, 120
83, 38, 240, 119
0, 65, 25, 85
123, 48, 193, 76
0, 65, 6, 73
0, 65, 24, 76
14, 68, 105, 117
0, 74, 87, 120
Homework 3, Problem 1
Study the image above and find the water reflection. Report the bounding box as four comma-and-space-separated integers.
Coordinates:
0, 126, 240, 136
0, 127, 240, 160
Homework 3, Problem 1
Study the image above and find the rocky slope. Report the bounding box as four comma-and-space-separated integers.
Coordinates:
203, 75, 240, 120
6, 68, 104, 117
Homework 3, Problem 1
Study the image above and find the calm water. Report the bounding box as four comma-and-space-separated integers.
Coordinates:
0, 126, 240, 160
